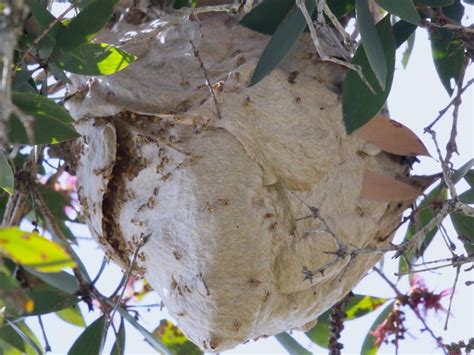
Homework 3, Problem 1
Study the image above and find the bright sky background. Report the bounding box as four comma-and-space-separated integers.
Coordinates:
25, 3, 474, 354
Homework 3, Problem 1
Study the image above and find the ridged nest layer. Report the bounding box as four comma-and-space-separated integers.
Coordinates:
68, 13, 426, 352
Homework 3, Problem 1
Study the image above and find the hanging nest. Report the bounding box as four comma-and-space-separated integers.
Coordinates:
67, 11, 429, 352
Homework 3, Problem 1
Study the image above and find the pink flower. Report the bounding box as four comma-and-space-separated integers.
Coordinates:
408, 274, 451, 314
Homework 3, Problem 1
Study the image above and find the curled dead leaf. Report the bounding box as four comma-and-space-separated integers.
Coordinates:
354, 115, 430, 157
360, 170, 424, 202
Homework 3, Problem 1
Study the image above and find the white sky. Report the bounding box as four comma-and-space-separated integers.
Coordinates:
26, 4, 474, 355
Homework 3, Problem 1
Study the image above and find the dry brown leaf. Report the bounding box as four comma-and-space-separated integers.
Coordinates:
360, 170, 423, 201
354, 115, 430, 157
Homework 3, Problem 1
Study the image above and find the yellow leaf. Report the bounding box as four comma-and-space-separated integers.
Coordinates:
0, 227, 76, 272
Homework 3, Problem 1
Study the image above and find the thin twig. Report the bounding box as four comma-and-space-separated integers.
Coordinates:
445, 58, 469, 163
105, 233, 151, 333
189, 40, 223, 120
444, 266, 460, 331
296, 0, 375, 94
373, 267, 446, 352
37, 315, 51, 352
395, 255, 474, 276
19, 2, 76, 67
426, 129, 457, 199
424, 79, 474, 132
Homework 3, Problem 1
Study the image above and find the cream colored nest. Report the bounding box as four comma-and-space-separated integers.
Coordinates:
67, 13, 428, 352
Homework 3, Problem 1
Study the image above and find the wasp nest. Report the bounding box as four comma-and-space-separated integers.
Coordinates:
68, 12, 428, 352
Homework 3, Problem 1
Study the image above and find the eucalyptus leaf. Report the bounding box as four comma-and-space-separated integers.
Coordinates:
402, 32, 416, 68
0, 268, 33, 315
117, 307, 171, 354
398, 187, 448, 274
377, 0, 421, 24
27, 283, 78, 315
342, 16, 395, 133
56, 305, 86, 328
415, 0, 455, 6
0, 227, 76, 272
25, 268, 79, 295
249, 0, 316, 86
306, 294, 387, 348
356, 0, 387, 89
430, 1, 465, 95
111, 317, 126, 355
26, 0, 65, 53
464, 170, 474, 187
55, 43, 136, 76
459, 188, 474, 204
451, 212, 474, 254
360, 301, 395, 355
1, 321, 43, 355
275, 332, 312, 355
240, 0, 294, 35
153, 319, 201, 355
68, 315, 106, 355
10, 92, 79, 145
0, 152, 14, 195
56, 0, 119, 53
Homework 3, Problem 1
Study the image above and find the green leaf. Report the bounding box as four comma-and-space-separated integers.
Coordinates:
361, 301, 395, 355
153, 319, 201, 355
431, 34, 465, 96
377, 0, 421, 24
0, 321, 43, 355
172, 0, 192, 9
249, 0, 316, 86
240, 0, 354, 35
26, 0, 65, 54
399, 159, 473, 273
27, 283, 78, 315
117, 307, 171, 354
68, 315, 106, 355
10, 92, 79, 145
305, 312, 330, 348
342, 16, 395, 133
399, 186, 448, 274
345, 295, 388, 319
327, 0, 356, 18
56, 305, 86, 328
0, 152, 14, 195
415, 0, 455, 6
452, 159, 474, 182
401, 32, 416, 68
0, 227, 76, 272
56, 0, 119, 53
0, 323, 26, 352
459, 188, 474, 204
0, 267, 33, 315
111, 317, 126, 355
356, 0, 387, 89
37, 185, 71, 221
393, 20, 418, 48
25, 268, 79, 295
306, 294, 387, 348
430, 2, 465, 96
240, 0, 294, 35
55, 43, 136, 76
275, 332, 311, 355
12, 67, 36, 93
451, 212, 474, 254
464, 170, 474, 187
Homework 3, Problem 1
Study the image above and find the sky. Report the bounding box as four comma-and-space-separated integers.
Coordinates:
25, 3, 474, 355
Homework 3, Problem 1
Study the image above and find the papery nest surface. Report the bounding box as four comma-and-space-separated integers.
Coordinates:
68, 12, 428, 352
